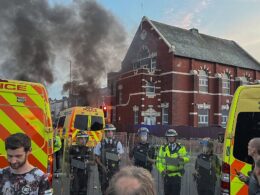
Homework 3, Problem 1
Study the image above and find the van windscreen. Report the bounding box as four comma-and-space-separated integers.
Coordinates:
74, 115, 88, 130
91, 116, 103, 131
233, 112, 260, 164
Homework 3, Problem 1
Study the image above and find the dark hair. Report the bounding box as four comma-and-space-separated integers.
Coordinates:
5, 133, 31, 152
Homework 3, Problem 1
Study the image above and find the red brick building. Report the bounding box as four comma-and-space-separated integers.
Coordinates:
107, 16, 260, 134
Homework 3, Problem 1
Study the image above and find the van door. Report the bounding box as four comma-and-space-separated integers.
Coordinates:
226, 86, 260, 195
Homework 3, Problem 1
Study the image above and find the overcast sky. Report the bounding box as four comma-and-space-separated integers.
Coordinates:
12, 0, 260, 98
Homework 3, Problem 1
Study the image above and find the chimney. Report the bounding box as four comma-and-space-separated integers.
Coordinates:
190, 28, 199, 34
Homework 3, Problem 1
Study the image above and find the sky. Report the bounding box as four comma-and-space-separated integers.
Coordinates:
6, 0, 260, 99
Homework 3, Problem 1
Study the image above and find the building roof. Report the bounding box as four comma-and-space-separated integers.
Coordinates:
143, 17, 260, 70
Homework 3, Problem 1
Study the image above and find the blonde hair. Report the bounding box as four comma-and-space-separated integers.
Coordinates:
106, 166, 156, 195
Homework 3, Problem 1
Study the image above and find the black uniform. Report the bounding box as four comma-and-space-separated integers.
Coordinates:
195, 153, 220, 195
98, 139, 120, 194
69, 145, 92, 195
130, 142, 155, 172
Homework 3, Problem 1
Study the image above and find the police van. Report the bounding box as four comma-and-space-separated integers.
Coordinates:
56, 106, 105, 147
0, 79, 54, 178
221, 85, 260, 195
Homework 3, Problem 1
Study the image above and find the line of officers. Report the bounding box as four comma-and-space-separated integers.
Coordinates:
60, 124, 221, 195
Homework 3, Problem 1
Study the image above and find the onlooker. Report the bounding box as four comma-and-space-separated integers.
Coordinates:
249, 157, 260, 195
238, 138, 260, 183
0, 133, 52, 194
106, 166, 156, 195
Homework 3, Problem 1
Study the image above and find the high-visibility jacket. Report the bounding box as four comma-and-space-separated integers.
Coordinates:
156, 143, 189, 177
54, 135, 62, 153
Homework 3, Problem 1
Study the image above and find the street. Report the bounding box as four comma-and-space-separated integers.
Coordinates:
53, 150, 221, 195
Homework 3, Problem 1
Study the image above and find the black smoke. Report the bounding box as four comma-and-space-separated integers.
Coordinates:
0, 0, 127, 104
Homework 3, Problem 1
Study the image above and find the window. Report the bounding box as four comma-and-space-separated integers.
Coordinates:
198, 109, 209, 127
222, 74, 230, 95
151, 57, 157, 71
199, 70, 208, 92
74, 115, 88, 130
221, 109, 229, 127
146, 81, 155, 95
233, 112, 260, 164
134, 111, 138, 124
91, 116, 104, 131
162, 107, 169, 125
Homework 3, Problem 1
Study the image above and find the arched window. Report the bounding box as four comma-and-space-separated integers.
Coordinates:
199, 70, 208, 92
222, 73, 230, 95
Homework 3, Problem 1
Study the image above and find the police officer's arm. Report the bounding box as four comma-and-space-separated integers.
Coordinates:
93, 143, 107, 171
117, 141, 124, 158
147, 146, 156, 164
178, 145, 190, 164
155, 146, 165, 173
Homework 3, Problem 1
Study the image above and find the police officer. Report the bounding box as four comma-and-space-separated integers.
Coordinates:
94, 124, 124, 195
156, 129, 190, 195
130, 127, 155, 172
193, 138, 220, 195
54, 131, 62, 172
69, 131, 93, 195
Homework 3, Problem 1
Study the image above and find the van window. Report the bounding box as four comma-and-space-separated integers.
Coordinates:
57, 116, 66, 128
74, 115, 89, 130
233, 112, 260, 164
91, 116, 104, 131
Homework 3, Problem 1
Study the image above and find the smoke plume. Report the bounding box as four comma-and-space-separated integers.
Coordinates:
0, 0, 127, 105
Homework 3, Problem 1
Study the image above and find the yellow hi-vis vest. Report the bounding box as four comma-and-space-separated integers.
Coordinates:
54, 135, 62, 153
156, 143, 190, 177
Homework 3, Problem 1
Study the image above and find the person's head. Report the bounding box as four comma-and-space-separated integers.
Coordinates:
137, 127, 149, 143
248, 138, 260, 158
200, 138, 214, 154
165, 129, 178, 144
105, 124, 116, 139
76, 131, 89, 146
106, 166, 156, 195
5, 133, 32, 170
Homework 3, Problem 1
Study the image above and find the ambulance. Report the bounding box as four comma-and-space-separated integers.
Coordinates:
56, 106, 105, 147
221, 84, 260, 195
0, 79, 54, 178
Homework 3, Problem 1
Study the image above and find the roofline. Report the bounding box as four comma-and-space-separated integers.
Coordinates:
232, 41, 260, 66
142, 16, 175, 53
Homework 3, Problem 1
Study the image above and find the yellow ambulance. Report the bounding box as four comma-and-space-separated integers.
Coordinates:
221, 84, 260, 195
0, 79, 54, 177
56, 106, 105, 147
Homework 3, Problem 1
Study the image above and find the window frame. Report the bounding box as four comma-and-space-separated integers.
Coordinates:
199, 70, 208, 92
198, 109, 209, 127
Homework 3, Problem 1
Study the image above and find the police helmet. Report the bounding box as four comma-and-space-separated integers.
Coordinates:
104, 124, 116, 131
137, 127, 149, 135
165, 129, 178, 137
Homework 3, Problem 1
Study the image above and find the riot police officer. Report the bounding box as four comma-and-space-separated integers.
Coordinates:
69, 131, 93, 195
129, 127, 155, 172
193, 138, 221, 195
94, 124, 124, 195
156, 129, 190, 195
